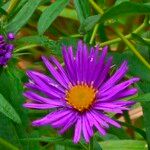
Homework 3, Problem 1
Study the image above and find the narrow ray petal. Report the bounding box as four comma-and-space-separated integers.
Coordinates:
82, 115, 90, 143
73, 117, 82, 143
42, 56, 68, 89
59, 113, 78, 134
101, 61, 128, 92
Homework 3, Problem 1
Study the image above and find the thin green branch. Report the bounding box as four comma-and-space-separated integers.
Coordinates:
0, 138, 19, 150
114, 28, 150, 70
79, 142, 88, 150
89, 0, 104, 15
7, 0, 19, 14
14, 44, 38, 53
100, 16, 148, 47
89, 0, 104, 44
1, 0, 19, 21
90, 23, 99, 44
89, 137, 94, 150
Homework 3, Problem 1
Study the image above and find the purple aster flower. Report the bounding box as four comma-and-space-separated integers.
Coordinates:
23, 41, 139, 143
0, 33, 15, 66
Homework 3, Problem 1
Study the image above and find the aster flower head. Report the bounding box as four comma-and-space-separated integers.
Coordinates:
24, 41, 139, 143
0, 33, 15, 66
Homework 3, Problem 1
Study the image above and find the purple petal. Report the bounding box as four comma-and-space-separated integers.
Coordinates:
100, 61, 128, 92
92, 46, 108, 85
23, 91, 65, 106
23, 103, 62, 109
62, 46, 76, 85
93, 104, 123, 114
82, 115, 90, 143
89, 110, 109, 128
32, 109, 71, 126
82, 44, 89, 83
27, 70, 65, 93
87, 47, 99, 84
50, 56, 70, 84
42, 56, 68, 89
73, 116, 82, 143
59, 113, 78, 134
86, 112, 106, 136
75, 40, 83, 82
99, 114, 121, 128
99, 78, 139, 100
25, 82, 63, 99
85, 112, 94, 137
115, 88, 138, 99
51, 111, 75, 128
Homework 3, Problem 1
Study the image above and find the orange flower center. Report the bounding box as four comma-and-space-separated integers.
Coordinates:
66, 84, 96, 111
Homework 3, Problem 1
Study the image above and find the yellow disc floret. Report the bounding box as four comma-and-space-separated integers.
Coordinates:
66, 84, 96, 111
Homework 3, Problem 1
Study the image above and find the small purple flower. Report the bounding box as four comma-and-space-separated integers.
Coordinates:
24, 41, 139, 143
7, 33, 15, 41
0, 33, 15, 66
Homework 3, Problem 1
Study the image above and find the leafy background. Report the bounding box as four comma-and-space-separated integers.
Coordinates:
0, 0, 150, 149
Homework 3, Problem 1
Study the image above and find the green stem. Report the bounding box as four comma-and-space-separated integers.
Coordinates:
89, 0, 104, 15
123, 111, 134, 138
144, 38, 150, 42
79, 142, 88, 150
90, 24, 99, 44
1, 0, 19, 21
134, 16, 148, 34
89, 0, 104, 44
100, 16, 148, 47
114, 28, 150, 70
89, 137, 94, 150
14, 44, 38, 53
0, 138, 19, 150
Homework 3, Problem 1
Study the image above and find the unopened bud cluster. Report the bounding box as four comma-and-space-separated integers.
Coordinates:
0, 33, 15, 66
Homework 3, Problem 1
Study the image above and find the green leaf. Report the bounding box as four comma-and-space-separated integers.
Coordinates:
115, 0, 129, 5
59, 8, 78, 20
38, 0, 69, 34
16, 35, 51, 46
108, 126, 130, 139
38, 6, 78, 20
0, 93, 21, 124
134, 31, 150, 61
6, 0, 41, 33
93, 137, 102, 150
142, 102, 150, 149
0, 8, 7, 15
137, 82, 150, 148
133, 93, 150, 102
100, 2, 150, 22
0, 137, 19, 150
100, 140, 148, 150
0, 113, 21, 148
111, 51, 150, 82
118, 121, 146, 140
0, 64, 28, 125
74, 0, 90, 23
132, 33, 150, 47
79, 15, 101, 33
20, 136, 65, 143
